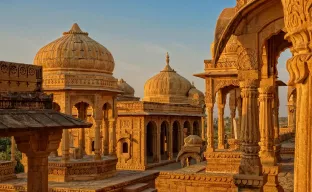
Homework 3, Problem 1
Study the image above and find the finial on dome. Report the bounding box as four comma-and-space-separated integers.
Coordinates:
161, 52, 174, 72
191, 81, 195, 88
63, 23, 89, 35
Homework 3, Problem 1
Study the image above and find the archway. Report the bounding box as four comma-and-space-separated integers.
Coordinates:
172, 121, 180, 157
183, 121, 191, 137
71, 101, 92, 156
160, 121, 169, 160
193, 121, 200, 136
146, 121, 157, 164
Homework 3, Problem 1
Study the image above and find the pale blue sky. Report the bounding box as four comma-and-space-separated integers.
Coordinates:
0, 0, 291, 117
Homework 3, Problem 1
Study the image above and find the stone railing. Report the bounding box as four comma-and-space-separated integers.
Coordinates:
0, 61, 42, 92
117, 101, 203, 116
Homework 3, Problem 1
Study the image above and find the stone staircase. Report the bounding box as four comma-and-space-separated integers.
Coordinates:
123, 183, 157, 192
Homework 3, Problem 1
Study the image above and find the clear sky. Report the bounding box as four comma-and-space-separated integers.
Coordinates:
0, 0, 291, 117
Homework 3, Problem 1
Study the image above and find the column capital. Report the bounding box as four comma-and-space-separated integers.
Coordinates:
258, 86, 274, 94
15, 130, 63, 157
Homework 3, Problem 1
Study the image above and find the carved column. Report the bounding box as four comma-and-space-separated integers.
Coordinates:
103, 120, 109, 155
108, 119, 116, 156
281, 1, 312, 190
206, 104, 214, 152
234, 80, 263, 190
169, 127, 173, 160
258, 86, 282, 191
217, 91, 225, 149
229, 89, 237, 139
153, 129, 158, 162
237, 97, 242, 140
61, 96, 71, 162
21, 153, 28, 172
61, 129, 70, 161
11, 137, 15, 162
78, 103, 87, 157
15, 129, 63, 192
273, 86, 281, 162
201, 116, 205, 140
94, 120, 101, 160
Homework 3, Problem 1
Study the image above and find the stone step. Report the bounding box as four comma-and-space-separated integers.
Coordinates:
123, 183, 149, 192
142, 188, 157, 192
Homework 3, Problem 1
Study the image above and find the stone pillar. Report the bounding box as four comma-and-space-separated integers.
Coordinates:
15, 129, 63, 192
153, 130, 158, 162
108, 119, 116, 156
94, 120, 101, 160
61, 129, 70, 162
230, 108, 236, 139
169, 127, 173, 160
217, 105, 225, 149
206, 104, 214, 152
258, 86, 283, 191
273, 86, 282, 162
78, 104, 87, 157
237, 97, 242, 140
217, 91, 225, 149
229, 89, 237, 139
103, 120, 109, 155
234, 80, 263, 191
21, 153, 28, 172
11, 137, 15, 162
281, 1, 312, 190
201, 116, 205, 140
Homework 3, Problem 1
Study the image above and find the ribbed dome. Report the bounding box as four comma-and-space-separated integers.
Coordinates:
118, 78, 135, 96
34, 23, 115, 74
184, 135, 203, 147
188, 82, 205, 106
143, 53, 191, 104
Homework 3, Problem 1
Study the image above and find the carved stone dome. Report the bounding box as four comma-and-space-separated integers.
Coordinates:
184, 135, 203, 147
33, 23, 119, 91
117, 78, 135, 96
34, 23, 115, 74
188, 82, 205, 106
143, 53, 191, 104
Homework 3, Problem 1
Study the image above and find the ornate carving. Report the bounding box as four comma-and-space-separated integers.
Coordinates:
214, 79, 239, 94
237, 48, 258, 70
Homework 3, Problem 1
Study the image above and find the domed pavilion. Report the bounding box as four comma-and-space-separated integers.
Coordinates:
33, 23, 122, 182
116, 53, 205, 170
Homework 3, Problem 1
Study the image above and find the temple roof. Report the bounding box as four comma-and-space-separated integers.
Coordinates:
34, 23, 115, 74
0, 109, 92, 132
143, 53, 192, 104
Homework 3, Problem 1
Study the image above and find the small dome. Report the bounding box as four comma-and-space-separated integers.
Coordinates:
184, 135, 203, 147
118, 78, 135, 96
34, 23, 115, 74
143, 53, 191, 104
188, 82, 205, 106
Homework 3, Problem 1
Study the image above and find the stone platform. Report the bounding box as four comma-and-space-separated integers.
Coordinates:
0, 170, 159, 192
48, 155, 117, 182
0, 161, 16, 182
155, 162, 237, 192
205, 150, 241, 173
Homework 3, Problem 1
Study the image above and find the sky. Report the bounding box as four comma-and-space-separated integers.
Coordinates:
0, 0, 291, 117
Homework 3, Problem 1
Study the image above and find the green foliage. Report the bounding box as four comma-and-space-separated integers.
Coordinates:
0, 138, 24, 173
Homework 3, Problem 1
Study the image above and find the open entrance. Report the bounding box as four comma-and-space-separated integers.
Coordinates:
172, 121, 180, 157
146, 121, 157, 163
160, 121, 169, 160
193, 121, 200, 136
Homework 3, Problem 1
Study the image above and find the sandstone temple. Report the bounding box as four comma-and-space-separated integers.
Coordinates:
0, 0, 309, 191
